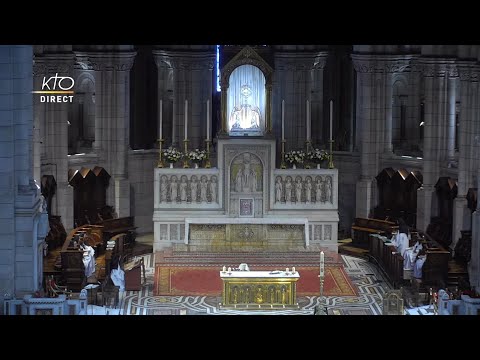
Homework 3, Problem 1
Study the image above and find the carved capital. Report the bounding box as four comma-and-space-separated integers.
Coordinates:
385, 61, 411, 73
458, 64, 479, 82
352, 60, 375, 73
89, 52, 136, 72
33, 55, 74, 77
418, 61, 457, 78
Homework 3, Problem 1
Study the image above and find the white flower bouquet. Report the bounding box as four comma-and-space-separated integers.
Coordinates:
285, 150, 305, 165
187, 148, 207, 163
163, 147, 183, 163
307, 148, 328, 163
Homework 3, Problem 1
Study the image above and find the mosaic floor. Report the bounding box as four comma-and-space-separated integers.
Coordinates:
101, 253, 393, 315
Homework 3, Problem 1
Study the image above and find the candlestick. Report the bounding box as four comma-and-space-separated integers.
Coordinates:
204, 139, 211, 169
222, 266, 226, 272
157, 138, 165, 168
184, 99, 188, 140
206, 99, 210, 141
281, 99, 285, 141
328, 140, 334, 169
292, 266, 296, 273
306, 99, 311, 141
183, 139, 190, 168
281, 139, 286, 169
329, 99, 333, 142
320, 251, 325, 276
159, 99, 163, 140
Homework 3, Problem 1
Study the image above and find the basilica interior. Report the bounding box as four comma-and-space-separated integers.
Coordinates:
1, 44, 480, 315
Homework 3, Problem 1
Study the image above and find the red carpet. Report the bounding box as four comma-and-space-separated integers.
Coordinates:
154, 264, 357, 297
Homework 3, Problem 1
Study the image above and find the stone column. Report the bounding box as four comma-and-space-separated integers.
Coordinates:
384, 71, 393, 153
471, 167, 480, 292
33, 53, 74, 230
312, 54, 327, 146
351, 56, 377, 218
452, 64, 476, 252
90, 51, 136, 218
447, 74, 458, 160
0, 46, 48, 307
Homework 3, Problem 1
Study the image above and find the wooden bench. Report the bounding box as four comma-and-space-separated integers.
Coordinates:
352, 217, 398, 248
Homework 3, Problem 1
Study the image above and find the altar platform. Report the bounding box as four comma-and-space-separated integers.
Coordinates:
219, 270, 300, 310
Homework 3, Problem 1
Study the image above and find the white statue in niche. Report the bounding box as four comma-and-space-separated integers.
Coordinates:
209, 176, 217, 203
179, 176, 188, 202
285, 176, 292, 202
305, 177, 312, 203
315, 177, 322, 203
325, 176, 332, 203
200, 176, 208, 202
275, 176, 283, 202
295, 177, 303, 203
170, 176, 178, 202
235, 167, 244, 192
233, 153, 261, 193
160, 175, 168, 202
190, 175, 198, 202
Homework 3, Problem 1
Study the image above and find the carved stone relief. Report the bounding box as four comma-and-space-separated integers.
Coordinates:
273, 174, 333, 204
158, 173, 219, 204
231, 152, 263, 193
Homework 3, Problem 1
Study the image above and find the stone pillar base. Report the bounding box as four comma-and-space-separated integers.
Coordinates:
451, 196, 468, 253
56, 182, 74, 232
416, 185, 434, 232
115, 178, 130, 218
470, 210, 480, 291
355, 178, 374, 219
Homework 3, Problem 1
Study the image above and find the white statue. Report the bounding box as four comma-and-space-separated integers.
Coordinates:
235, 168, 243, 192
250, 168, 258, 192
325, 177, 332, 203
170, 176, 178, 202
295, 178, 303, 203
275, 177, 283, 202
179, 177, 188, 202
200, 177, 208, 202
285, 177, 292, 202
190, 176, 198, 202
160, 176, 168, 202
209, 177, 217, 203
315, 177, 322, 203
305, 178, 312, 203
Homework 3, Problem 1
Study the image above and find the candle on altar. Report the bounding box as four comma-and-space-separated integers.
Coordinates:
222, 266, 226, 272
281, 99, 285, 141
329, 100, 333, 142
206, 99, 210, 141
306, 99, 311, 141
286, 267, 289, 273
292, 266, 296, 273
320, 251, 325, 276
184, 99, 188, 140
228, 267, 231, 272
159, 99, 163, 139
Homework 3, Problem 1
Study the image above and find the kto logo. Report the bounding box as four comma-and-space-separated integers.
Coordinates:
32, 73, 75, 103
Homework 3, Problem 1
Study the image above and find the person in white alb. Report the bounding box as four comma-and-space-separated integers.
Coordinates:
391, 218, 410, 258
79, 238, 95, 278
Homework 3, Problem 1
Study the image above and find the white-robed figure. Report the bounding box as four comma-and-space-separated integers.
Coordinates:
391, 219, 410, 258
79, 238, 95, 278
403, 241, 423, 270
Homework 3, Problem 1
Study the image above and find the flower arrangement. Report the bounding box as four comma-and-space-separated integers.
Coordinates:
187, 148, 207, 163
163, 147, 183, 163
285, 150, 305, 165
307, 148, 328, 163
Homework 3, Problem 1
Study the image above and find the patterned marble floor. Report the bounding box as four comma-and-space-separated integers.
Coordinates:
103, 253, 393, 315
